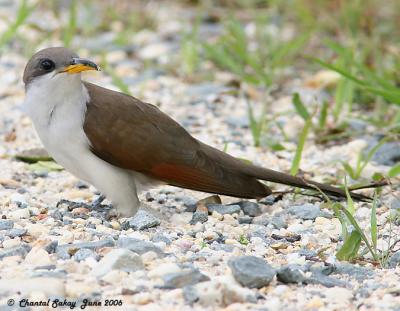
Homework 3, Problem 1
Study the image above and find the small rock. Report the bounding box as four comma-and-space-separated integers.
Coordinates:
235, 201, 262, 217
148, 263, 181, 279
26, 223, 49, 238
271, 215, 288, 229
305, 273, 348, 288
277, 265, 306, 284
162, 269, 210, 289
228, 256, 276, 288
0, 219, 14, 230
183, 285, 199, 305
371, 141, 400, 166
288, 204, 331, 220
2, 238, 21, 248
6, 228, 27, 238
258, 195, 276, 205
189, 211, 208, 224
9, 207, 30, 220
122, 210, 161, 230
24, 247, 52, 266
238, 216, 253, 224
184, 275, 257, 307
117, 237, 164, 256
74, 248, 99, 262
10, 193, 27, 205
152, 233, 172, 245
56, 238, 115, 259
0, 245, 31, 259
389, 252, 400, 268
92, 248, 144, 277
182, 196, 197, 212
45, 241, 58, 254
206, 204, 241, 215
332, 262, 374, 280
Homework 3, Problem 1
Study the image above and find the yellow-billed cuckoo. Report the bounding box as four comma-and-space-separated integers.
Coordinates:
22, 47, 367, 217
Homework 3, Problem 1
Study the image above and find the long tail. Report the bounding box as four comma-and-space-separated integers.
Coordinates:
243, 164, 370, 201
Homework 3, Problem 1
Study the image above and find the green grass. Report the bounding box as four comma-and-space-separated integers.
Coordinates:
62, 0, 77, 47
0, 0, 33, 49
203, 19, 309, 87
341, 138, 388, 181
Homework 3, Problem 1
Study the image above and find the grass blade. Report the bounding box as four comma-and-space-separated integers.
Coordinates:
336, 230, 362, 261
292, 93, 310, 121
290, 117, 312, 175
0, 0, 33, 48
371, 192, 378, 251
388, 163, 400, 177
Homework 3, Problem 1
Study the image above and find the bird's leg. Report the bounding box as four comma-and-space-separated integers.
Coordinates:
112, 197, 140, 219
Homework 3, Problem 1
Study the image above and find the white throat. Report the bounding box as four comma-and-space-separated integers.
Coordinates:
24, 72, 88, 128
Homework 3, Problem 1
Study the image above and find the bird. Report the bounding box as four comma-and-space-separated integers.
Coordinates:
22, 47, 367, 217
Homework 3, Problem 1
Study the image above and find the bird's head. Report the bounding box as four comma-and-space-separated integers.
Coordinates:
23, 47, 100, 90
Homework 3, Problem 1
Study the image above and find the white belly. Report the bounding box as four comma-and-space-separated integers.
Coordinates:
23, 75, 148, 216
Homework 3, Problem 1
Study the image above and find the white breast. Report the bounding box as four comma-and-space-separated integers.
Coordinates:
23, 73, 151, 216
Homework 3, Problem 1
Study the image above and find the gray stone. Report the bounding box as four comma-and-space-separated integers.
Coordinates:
45, 241, 58, 254
228, 256, 276, 288
5, 228, 27, 238
305, 273, 348, 288
298, 248, 317, 259
332, 262, 374, 281
117, 237, 164, 256
247, 226, 269, 242
74, 248, 99, 262
258, 195, 276, 205
277, 265, 306, 284
182, 196, 197, 212
252, 214, 270, 226
371, 141, 400, 166
0, 245, 31, 259
92, 248, 143, 277
0, 219, 14, 230
390, 199, 400, 210
271, 215, 288, 229
288, 204, 331, 220
161, 269, 210, 289
189, 211, 208, 225
238, 216, 253, 224
121, 210, 161, 230
389, 252, 400, 268
207, 204, 241, 215
152, 233, 172, 245
183, 285, 199, 305
235, 201, 262, 217
56, 238, 115, 259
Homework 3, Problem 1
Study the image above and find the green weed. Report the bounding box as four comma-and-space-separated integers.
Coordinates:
0, 0, 33, 49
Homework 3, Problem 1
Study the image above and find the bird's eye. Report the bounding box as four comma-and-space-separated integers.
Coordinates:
40, 59, 55, 71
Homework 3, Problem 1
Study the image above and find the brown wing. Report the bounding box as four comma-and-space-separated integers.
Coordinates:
83, 82, 271, 199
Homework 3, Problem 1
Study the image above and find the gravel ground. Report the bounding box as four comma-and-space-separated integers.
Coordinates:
0, 2, 400, 310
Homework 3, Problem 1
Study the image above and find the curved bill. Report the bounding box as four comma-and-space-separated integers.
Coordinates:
62, 58, 100, 74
